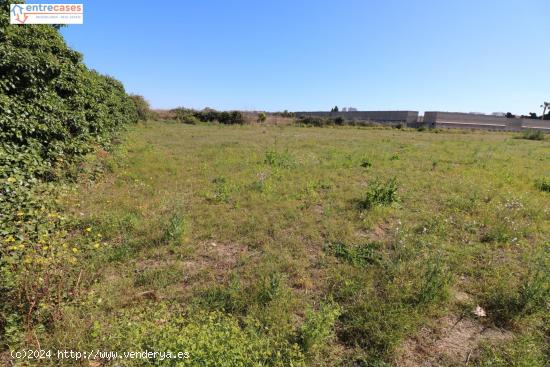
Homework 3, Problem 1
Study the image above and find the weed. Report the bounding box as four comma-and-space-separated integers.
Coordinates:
248, 172, 273, 193
264, 149, 295, 168
257, 272, 285, 305
535, 177, 550, 192
411, 260, 451, 306
484, 259, 549, 326
360, 157, 373, 168
338, 299, 415, 358
163, 212, 185, 243
360, 178, 398, 209
209, 176, 231, 203
299, 301, 341, 356
11, 122, 548, 365
325, 242, 383, 268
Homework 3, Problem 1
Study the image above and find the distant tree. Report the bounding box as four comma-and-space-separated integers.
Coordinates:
505, 112, 516, 119
275, 110, 294, 118
333, 117, 345, 125
542, 102, 550, 120
331, 106, 339, 112
529, 112, 538, 119
257, 112, 267, 123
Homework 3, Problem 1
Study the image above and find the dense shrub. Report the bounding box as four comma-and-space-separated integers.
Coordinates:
334, 116, 345, 125
274, 110, 294, 118
297, 115, 380, 127
130, 94, 152, 121
516, 129, 545, 141
257, 112, 267, 122
0, 0, 137, 349
171, 107, 245, 125
297, 116, 330, 127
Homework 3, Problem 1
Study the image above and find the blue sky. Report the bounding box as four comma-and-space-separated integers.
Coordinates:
59, 0, 550, 114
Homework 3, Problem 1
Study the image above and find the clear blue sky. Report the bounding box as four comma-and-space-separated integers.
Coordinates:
59, 0, 550, 114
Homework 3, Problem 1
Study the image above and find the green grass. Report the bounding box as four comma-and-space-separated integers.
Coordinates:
22, 122, 549, 366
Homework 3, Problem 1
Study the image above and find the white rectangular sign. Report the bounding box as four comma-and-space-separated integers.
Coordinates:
10, 4, 83, 24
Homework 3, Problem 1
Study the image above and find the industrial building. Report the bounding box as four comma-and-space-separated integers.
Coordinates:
423, 112, 550, 132
294, 110, 550, 132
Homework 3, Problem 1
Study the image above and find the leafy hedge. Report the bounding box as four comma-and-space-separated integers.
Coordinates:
171, 107, 245, 125
0, 0, 137, 228
0, 0, 137, 348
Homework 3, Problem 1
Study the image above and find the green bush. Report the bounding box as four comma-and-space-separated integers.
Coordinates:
264, 149, 295, 168
516, 129, 545, 141
411, 260, 450, 306
181, 114, 200, 124
535, 177, 550, 193
360, 157, 373, 168
130, 94, 152, 121
297, 116, 329, 127
208, 176, 231, 203
170, 108, 198, 124
0, 0, 137, 348
299, 301, 341, 356
360, 178, 398, 209
163, 212, 185, 244
171, 107, 245, 125
257, 112, 267, 122
325, 242, 383, 268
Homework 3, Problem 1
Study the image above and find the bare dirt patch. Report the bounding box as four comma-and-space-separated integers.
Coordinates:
396, 315, 513, 366
197, 241, 249, 272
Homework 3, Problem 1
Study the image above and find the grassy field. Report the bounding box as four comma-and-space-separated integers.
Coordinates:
46, 122, 548, 366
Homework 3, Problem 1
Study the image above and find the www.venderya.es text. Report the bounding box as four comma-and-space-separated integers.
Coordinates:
11, 349, 190, 361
